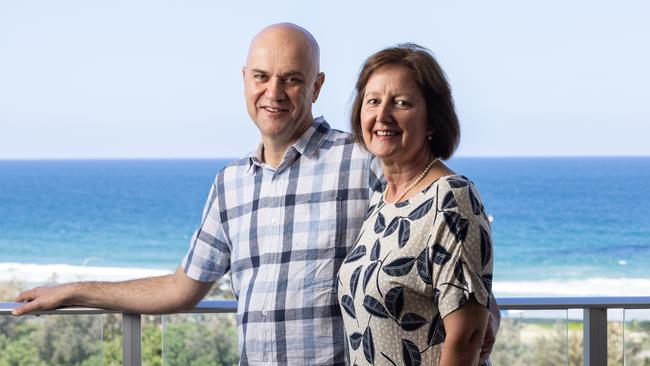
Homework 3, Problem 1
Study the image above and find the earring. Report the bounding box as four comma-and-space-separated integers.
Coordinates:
427, 131, 433, 141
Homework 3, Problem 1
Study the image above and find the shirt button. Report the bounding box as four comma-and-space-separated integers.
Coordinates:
262, 310, 268, 316
271, 217, 278, 225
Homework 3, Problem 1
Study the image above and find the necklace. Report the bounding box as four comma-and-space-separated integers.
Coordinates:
384, 157, 438, 204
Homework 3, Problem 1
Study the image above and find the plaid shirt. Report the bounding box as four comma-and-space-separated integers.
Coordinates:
182, 117, 381, 365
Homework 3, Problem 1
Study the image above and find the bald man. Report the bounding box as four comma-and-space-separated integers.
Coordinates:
15, 23, 497, 365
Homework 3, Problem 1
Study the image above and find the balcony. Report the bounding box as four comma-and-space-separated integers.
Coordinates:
1, 297, 650, 365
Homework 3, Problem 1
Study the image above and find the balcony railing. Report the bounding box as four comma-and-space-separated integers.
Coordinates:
2, 297, 650, 366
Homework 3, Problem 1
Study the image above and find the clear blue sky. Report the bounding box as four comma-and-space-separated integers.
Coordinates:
1, 0, 648, 159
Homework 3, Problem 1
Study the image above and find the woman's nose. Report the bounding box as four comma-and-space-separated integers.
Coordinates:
376, 102, 393, 123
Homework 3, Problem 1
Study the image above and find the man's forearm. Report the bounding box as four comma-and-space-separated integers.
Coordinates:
13, 267, 212, 316
70, 275, 193, 314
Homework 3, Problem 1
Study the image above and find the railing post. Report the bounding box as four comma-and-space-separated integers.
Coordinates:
583, 307, 607, 366
123, 313, 142, 366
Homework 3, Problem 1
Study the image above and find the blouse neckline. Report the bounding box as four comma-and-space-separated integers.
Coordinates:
379, 173, 462, 208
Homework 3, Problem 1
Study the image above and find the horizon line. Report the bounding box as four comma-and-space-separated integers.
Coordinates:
1, 155, 650, 161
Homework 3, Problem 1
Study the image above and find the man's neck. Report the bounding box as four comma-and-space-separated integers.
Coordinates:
261, 118, 314, 168
261, 143, 291, 168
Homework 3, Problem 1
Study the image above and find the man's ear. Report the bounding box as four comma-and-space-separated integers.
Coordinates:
242, 66, 247, 80
312, 72, 325, 102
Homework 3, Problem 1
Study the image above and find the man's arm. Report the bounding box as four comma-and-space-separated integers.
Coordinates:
439, 298, 489, 366
12, 266, 213, 316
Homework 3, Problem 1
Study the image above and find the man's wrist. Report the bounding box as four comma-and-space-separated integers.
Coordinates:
66, 281, 94, 306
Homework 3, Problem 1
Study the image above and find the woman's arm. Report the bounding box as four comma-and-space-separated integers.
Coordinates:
478, 296, 501, 364
439, 298, 489, 366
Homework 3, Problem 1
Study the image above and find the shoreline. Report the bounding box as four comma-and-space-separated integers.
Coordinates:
0, 262, 173, 284
2, 262, 649, 297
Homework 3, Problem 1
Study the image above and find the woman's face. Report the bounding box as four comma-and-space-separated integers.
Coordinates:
360, 64, 430, 164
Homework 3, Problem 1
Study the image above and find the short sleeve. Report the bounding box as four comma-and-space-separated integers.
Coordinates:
430, 177, 493, 319
180, 177, 231, 283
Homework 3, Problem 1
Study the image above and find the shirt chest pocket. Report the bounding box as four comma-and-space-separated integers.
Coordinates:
292, 196, 341, 250
289, 197, 343, 294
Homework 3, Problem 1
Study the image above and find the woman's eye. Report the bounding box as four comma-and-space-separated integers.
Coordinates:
366, 98, 379, 105
395, 100, 410, 107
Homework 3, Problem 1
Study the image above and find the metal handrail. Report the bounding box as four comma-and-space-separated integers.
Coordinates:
2, 297, 650, 366
0, 300, 238, 315
5, 296, 650, 315
497, 296, 650, 310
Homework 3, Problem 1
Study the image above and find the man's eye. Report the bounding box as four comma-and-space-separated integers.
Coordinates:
394, 100, 410, 107
254, 74, 267, 81
286, 76, 302, 84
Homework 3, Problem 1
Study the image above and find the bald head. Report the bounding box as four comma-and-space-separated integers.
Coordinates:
247, 23, 320, 76
242, 23, 325, 161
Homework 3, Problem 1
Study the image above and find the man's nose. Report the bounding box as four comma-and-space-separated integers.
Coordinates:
265, 78, 286, 101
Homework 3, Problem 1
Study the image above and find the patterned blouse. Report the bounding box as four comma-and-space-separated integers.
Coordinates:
337, 175, 493, 366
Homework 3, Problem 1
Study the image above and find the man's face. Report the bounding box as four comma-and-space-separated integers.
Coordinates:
243, 31, 324, 147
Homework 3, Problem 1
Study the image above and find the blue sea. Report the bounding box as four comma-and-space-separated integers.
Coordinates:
1, 158, 649, 296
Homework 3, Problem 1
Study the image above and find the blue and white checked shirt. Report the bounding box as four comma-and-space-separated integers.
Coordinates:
182, 117, 381, 365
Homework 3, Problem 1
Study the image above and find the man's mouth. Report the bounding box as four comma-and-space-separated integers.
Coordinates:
261, 106, 289, 113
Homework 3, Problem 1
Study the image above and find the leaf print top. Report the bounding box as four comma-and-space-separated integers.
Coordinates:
337, 175, 493, 366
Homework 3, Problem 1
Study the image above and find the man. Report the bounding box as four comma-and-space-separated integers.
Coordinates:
14, 23, 497, 365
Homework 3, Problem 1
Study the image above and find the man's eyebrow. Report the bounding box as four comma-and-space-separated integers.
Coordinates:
250, 69, 306, 78
281, 71, 306, 78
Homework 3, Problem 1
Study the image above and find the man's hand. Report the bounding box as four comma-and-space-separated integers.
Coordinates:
478, 295, 501, 364
13, 283, 80, 316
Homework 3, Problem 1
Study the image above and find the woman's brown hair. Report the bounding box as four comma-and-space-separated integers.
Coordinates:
350, 43, 460, 160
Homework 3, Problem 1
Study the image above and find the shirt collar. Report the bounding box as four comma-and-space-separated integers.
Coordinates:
246, 116, 330, 174
294, 116, 329, 159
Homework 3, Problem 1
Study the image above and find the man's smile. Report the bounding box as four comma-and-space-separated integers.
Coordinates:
260, 106, 289, 113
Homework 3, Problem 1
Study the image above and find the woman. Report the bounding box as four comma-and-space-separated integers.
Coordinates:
337, 44, 493, 366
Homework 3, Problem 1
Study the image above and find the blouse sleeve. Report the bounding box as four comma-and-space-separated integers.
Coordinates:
430, 177, 493, 319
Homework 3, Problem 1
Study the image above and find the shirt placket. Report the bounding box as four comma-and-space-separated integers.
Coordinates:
263, 170, 286, 363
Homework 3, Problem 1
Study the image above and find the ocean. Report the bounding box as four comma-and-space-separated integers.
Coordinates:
1, 158, 649, 296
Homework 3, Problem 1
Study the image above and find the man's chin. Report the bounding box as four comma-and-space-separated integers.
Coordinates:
253, 115, 313, 143
256, 122, 292, 141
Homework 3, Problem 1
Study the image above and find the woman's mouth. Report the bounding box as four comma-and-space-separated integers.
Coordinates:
375, 130, 401, 137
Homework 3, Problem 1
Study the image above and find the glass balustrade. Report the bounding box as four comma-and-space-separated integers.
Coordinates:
2, 298, 650, 365
491, 309, 569, 365
162, 313, 239, 366
624, 309, 650, 365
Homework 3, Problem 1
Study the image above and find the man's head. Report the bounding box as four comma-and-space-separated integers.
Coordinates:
243, 23, 325, 150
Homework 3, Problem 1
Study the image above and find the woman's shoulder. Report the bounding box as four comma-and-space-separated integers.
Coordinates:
432, 174, 486, 217
435, 174, 473, 189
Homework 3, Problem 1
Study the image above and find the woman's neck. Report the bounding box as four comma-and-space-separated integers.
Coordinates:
382, 152, 434, 203
382, 155, 456, 204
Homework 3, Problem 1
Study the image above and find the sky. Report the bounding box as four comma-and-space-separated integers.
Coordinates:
1, 0, 649, 159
